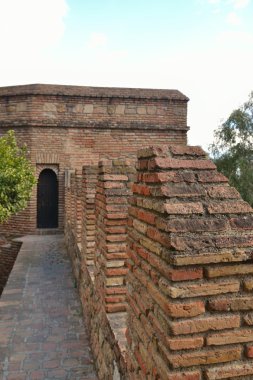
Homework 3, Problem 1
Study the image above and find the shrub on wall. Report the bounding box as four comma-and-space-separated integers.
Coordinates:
0, 130, 36, 223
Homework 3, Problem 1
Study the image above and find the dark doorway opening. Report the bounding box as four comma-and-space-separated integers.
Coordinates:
37, 169, 58, 228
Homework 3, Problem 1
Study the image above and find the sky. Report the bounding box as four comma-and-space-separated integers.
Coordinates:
0, 0, 253, 152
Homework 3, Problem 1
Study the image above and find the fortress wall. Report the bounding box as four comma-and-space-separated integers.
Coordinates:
126, 145, 253, 380
65, 144, 253, 379
0, 84, 188, 235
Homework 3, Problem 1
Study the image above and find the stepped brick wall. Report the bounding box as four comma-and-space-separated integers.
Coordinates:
94, 158, 136, 313
126, 145, 253, 380
81, 166, 98, 266
0, 84, 188, 235
65, 162, 129, 379
65, 144, 253, 379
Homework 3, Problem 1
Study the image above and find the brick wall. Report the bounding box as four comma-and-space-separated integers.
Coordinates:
0, 84, 188, 235
0, 84, 188, 130
0, 240, 22, 295
94, 158, 136, 313
64, 145, 253, 379
81, 166, 98, 266
126, 145, 253, 379
65, 167, 128, 379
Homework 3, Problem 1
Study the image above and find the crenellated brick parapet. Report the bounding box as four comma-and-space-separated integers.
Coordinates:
94, 158, 136, 313
126, 145, 253, 379
81, 166, 99, 266
74, 170, 83, 244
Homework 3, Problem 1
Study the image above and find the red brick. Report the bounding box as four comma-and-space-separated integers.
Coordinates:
137, 209, 156, 225
167, 372, 201, 380
246, 345, 253, 358
209, 296, 253, 311
197, 171, 228, 183
170, 315, 240, 335
207, 200, 252, 214
156, 217, 227, 233
149, 157, 216, 170
160, 183, 205, 198
205, 363, 253, 379
168, 268, 203, 282
170, 346, 241, 368
230, 215, 253, 229
167, 336, 204, 351
170, 145, 206, 157
165, 202, 204, 215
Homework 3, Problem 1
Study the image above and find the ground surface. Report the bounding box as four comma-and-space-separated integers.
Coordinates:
0, 235, 98, 380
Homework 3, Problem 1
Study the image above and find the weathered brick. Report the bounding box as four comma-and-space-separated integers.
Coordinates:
141, 172, 187, 183
246, 345, 253, 358
102, 174, 128, 181
205, 363, 253, 379
215, 234, 253, 248
244, 279, 253, 291
197, 171, 228, 183
167, 372, 201, 380
170, 346, 241, 368
168, 268, 203, 282
156, 217, 227, 233
243, 312, 253, 325
165, 202, 204, 215
132, 184, 150, 196
149, 157, 216, 170
230, 215, 253, 229
170, 315, 240, 335
159, 183, 205, 198
171, 250, 251, 266
167, 336, 204, 351
137, 209, 156, 225
170, 235, 215, 251
103, 181, 125, 189
207, 200, 252, 214
146, 227, 171, 247
159, 278, 240, 298
207, 264, 253, 278
170, 145, 206, 157
209, 296, 253, 311
147, 280, 205, 318
207, 186, 240, 199
132, 219, 147, 235
207, 328, 253, 345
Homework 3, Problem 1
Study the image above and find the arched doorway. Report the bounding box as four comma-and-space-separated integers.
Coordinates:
37, 169, 58, 228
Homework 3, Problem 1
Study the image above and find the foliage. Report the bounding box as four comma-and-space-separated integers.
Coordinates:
0, 130, 36, 223
210, 92, 253, 206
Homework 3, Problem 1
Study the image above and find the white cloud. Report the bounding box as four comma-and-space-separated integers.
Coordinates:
226, 11, 242, 24
228, 0, 250, 9
218, 29, 253, 44
0, 0, 68, 54
87, 32, 108, 48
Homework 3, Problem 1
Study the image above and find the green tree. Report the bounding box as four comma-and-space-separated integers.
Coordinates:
0, 130, 36, 223
210, 92, 253, 206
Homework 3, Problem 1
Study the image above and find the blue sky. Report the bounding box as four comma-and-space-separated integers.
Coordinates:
0, 0, 252, 151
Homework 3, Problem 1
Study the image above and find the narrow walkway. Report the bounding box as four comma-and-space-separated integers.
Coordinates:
0, 235, 98, 380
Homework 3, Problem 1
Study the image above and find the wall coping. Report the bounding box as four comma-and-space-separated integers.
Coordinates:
0, 84, 189, 101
